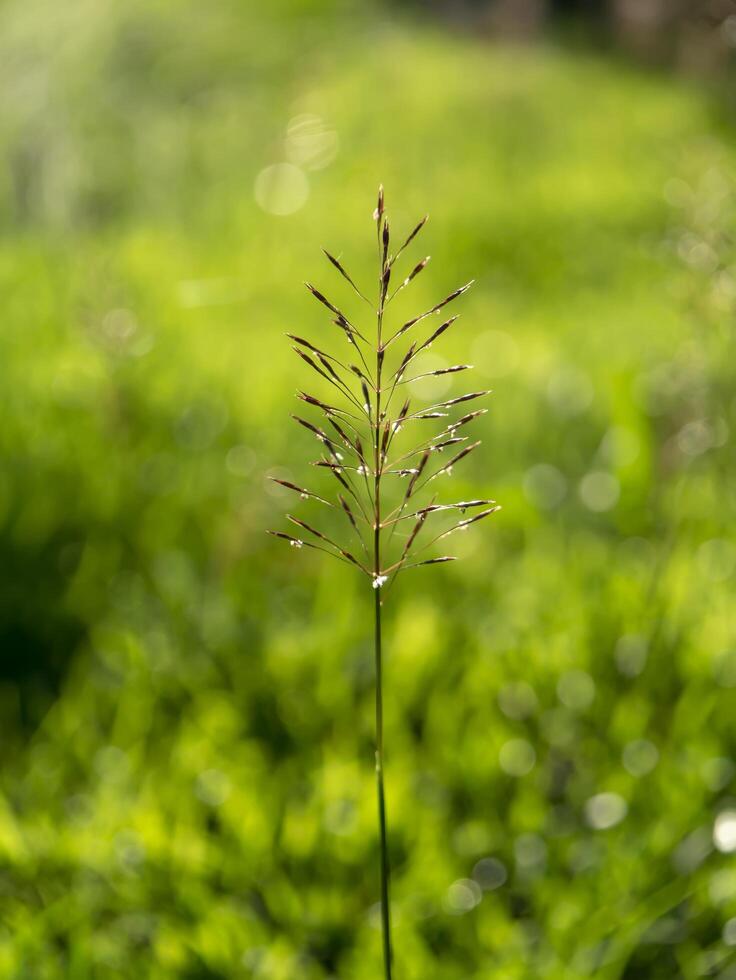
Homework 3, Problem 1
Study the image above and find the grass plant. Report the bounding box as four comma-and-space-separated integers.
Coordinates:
270, 187, 500, 976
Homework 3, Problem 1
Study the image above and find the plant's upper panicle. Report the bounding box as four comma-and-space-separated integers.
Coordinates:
269, 186, 499, 589
373, 184, 385, 223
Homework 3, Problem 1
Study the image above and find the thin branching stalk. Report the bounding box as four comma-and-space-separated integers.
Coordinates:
373, 187, 393, 978
269, 186, 500, 978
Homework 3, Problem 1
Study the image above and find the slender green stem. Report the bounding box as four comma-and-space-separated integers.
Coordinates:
374, 584, 392, 980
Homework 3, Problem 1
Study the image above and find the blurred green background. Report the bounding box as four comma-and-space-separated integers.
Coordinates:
2, 0, 736, 977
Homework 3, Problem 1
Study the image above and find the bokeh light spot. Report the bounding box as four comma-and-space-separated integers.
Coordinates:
677, 419, 714, 457
498, 681, 538, 720
600, 425, 640, 467
697, 539, 736, 583
499, 738, 536, 777
254, 163, 309, 216
195, 769, 231, 807
557, 670, 595, 711
585, 793, 627, 830
445, 878, 482, 914
622, 739, 659, 777
472, 857, 507, 891
226, 444, 257, 477
673, 827, 711, 874
615, 634, 649, 677
285, 114, 338, 171
579, 471, 620, 512
102, 307, 138, 344
514, 833, 547, 871
546, 366, 594, 417
323, 799, 357, 837
714, 650, 736, 688
702, 757, 735, 791
713, 811, 736, 853
523, 463, 567, 509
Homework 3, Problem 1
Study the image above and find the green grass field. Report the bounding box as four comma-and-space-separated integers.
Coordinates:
1, 1, 736, 977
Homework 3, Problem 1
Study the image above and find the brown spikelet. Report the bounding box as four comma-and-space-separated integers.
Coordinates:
339, 494, 359, 528
317, 353, 343, 383
305, 282, 341, 316
267, 530, 309, 547
419, 314, 460, 353
288, 334, 331, 359
402, 509, 428, 557
333, 317, 357, 346
437, 390, 490, 408
286, 515, 367, 570
361, 380, 372, 416
291, 414, 331, 444
296, 391, 326, 411
380, 422, 390, 460
322, 249, 371, 303
373, 184, 384, 222
407, 450, 430, 498
430, 437, 467, 452
438, 506, 501, 539
327, 416, 355, 449
390, 214, 428, 266
412, 556, 457, 565
293, 345, 330, 379
400, 364, 472, 386
448, 408, 488, 432
394, 343, 416, 381
326, 462, 356, 497
384, 281, 474, 347
304, 285, 367, 343
339, 495, 369, 554
431, 440, 482, 479
269, 479, 332, 506
390, 256, 430, 302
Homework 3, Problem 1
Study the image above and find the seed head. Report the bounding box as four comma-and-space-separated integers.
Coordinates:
270, 186, 498, 588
